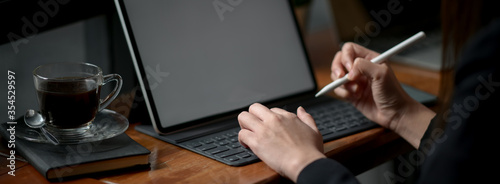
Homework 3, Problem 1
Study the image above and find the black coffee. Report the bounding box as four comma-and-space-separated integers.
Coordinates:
37, 81, 100, 129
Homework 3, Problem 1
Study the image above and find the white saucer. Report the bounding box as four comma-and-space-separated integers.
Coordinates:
15, 109, 129, 144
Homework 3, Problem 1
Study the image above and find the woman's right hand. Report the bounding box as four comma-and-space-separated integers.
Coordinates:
330, 42, 435, 148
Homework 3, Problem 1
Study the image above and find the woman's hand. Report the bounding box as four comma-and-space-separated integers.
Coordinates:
238, 103, 325, 182
331, 42, 408, 130
331, 43, 435, 148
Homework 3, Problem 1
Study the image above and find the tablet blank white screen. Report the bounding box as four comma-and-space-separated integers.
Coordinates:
123, 0, 315, 128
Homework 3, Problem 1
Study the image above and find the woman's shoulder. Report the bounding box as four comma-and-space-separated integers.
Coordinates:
456, 19, 500, 82
460, 19, 500, 66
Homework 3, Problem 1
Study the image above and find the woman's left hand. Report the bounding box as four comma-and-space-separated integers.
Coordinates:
238, 103, 326, 182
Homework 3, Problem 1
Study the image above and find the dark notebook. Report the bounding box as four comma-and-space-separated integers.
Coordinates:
0, 122, 150, 181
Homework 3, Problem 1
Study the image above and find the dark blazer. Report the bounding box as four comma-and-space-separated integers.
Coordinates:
297, 19, 500, 184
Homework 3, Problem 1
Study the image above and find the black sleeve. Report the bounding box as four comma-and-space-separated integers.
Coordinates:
416, 19, 500, 184
418, 115, 439, 145
297, 158, 360, 184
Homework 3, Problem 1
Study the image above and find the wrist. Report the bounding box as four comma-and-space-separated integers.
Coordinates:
392, 99, 436, 148
287, 151, 326, 183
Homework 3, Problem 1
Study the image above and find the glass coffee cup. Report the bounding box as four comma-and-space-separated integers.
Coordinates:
33, 62, 123, 135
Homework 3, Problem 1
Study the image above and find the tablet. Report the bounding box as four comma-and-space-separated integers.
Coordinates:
115, 0, 316, 133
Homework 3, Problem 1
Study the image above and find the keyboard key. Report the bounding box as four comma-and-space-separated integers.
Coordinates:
237, 153, 252, 158
209, 147, 229, 155
201, 139, 214, 144
359, 119, 370, 125
325, 122, 336, 128
335, 126, 347, 132
225, 131, 238, 137
217, 140, 230, 146
216, 148, 246, 158
188, 142, 202, 148
317, 126, 325, 131
228, 143, 241, 149
197, 144, 217, 151
214, 136, 226, 141
224, 156, 240, 162
229, 138, 239, 143
319, 129, 333, 136
347, 123, 359, 128
332, 117, 341, 122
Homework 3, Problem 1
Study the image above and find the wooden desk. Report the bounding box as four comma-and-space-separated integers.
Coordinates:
0, 29, 440, 184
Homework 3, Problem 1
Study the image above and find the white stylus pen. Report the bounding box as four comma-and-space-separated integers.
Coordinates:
315, 31, 426, 97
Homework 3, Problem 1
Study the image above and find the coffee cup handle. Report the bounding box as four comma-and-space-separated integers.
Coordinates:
99, 74, 123, 111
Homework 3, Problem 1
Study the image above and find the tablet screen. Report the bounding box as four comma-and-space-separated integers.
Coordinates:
119, 0, 315, 130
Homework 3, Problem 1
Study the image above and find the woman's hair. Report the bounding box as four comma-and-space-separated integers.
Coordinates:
437, 0, 499, 125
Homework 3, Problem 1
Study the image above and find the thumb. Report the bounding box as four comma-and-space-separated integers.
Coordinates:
297, 106, 319, 134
